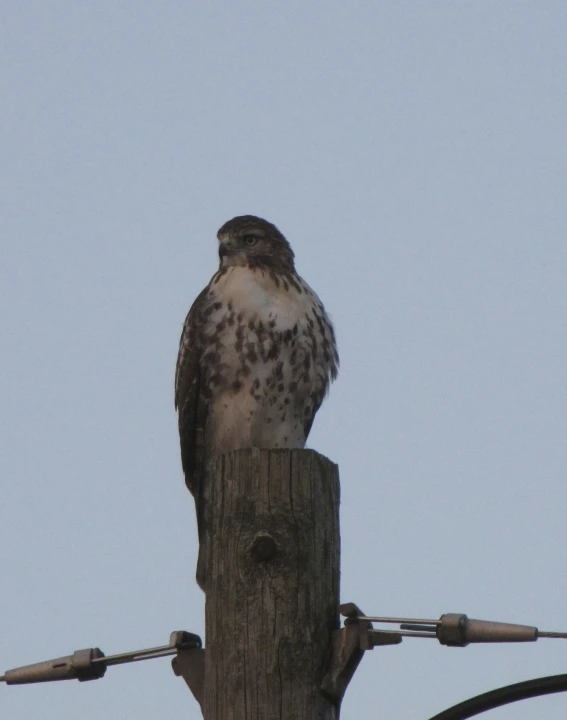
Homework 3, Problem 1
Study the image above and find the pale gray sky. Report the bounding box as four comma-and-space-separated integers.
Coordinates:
1, 3, 567, 719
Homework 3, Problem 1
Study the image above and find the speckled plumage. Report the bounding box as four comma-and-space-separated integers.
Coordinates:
175, 215, 338, 588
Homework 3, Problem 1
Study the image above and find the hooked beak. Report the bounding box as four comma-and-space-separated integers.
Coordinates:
218, 237, 235, 261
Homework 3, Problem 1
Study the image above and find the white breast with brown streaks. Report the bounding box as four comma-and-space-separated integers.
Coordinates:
199, 265, 337, 455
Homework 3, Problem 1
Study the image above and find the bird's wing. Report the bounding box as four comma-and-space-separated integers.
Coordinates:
302, 303, 339, 440
175, 286, 210, 499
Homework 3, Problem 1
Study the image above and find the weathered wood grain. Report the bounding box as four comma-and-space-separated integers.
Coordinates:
202, 448, 340, 720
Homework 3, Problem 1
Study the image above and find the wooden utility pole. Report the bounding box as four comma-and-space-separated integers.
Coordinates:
174, 448, 361, 718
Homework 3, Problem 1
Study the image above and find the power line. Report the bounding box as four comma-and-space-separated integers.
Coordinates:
345, 612, 567, 647
0, 631, 201, 685
427, 673, 567, 720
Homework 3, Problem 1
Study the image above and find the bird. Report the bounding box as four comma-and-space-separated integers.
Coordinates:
175, 215, 339, 589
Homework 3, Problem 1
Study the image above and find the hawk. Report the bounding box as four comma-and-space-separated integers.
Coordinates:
175, 215, 339, 588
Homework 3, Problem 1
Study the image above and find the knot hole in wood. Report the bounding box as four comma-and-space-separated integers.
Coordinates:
249, 532, 278, 562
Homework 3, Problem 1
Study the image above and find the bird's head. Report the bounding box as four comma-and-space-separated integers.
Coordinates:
216, 216, 295, 272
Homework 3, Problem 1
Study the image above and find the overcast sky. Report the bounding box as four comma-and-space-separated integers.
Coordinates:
2, 3, 567, 719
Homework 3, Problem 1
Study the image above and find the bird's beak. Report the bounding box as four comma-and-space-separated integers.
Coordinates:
218, 238, 234, 260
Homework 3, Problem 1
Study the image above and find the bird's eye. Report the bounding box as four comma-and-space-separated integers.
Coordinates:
242, 235, 258, 246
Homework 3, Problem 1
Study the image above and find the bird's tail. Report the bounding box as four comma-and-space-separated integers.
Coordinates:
186, 471, 207, 592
